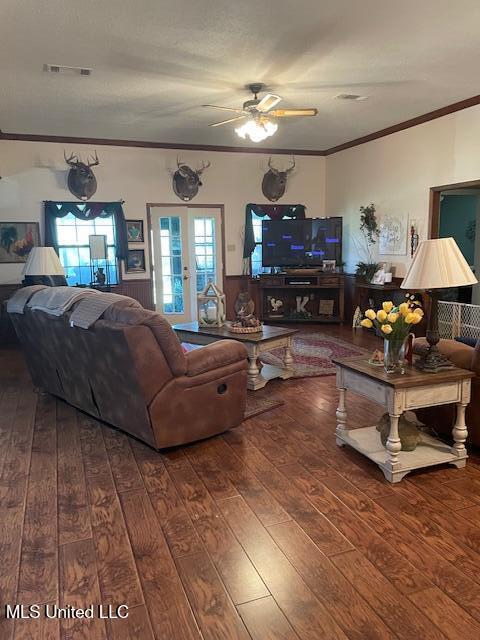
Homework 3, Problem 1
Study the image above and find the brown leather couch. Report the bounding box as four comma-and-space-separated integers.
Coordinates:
9, 301, 248, 449
414, 337, 480, 447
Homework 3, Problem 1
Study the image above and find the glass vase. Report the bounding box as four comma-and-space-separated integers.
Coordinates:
383, 337, 407, 374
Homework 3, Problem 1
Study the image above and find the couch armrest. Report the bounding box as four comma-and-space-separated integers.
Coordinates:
186, 340, 248, 377
414, 337, 477, 372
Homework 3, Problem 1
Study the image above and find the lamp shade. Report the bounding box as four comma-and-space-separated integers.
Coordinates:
401, 237, 477, 290
21, 247, 65, 277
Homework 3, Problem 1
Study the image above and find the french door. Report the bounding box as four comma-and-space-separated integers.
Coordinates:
149, 206, 224, 324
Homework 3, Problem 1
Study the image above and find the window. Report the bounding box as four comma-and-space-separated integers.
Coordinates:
251, 212, 268, 277
194, 217, 216, 292
159, 216, 184, 314
56, 210, 118, 286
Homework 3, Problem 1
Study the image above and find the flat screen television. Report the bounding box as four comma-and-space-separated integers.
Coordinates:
261, 217, 342, 267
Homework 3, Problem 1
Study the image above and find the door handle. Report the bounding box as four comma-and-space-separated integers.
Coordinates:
183, 274, 189, 280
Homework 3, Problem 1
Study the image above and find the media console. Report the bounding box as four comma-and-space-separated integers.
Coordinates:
254, 273, 345, 324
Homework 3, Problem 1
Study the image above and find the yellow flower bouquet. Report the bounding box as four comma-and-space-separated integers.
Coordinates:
361, 296, 423, 373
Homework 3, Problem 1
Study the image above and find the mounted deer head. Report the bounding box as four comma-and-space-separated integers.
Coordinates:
64, 150, 99, 200
172, 157, 211, 201
261, 156, 295, 202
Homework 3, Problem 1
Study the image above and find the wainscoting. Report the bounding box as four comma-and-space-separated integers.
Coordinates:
114, 279, 154, 310
223, 275, 261, 320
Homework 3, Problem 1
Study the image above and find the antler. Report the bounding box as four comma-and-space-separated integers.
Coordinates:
267, 157, 279, 175
87, 150, 99, 167
196, 160, 211, 175
286, 156, 296, 174
64, 150, 79, 166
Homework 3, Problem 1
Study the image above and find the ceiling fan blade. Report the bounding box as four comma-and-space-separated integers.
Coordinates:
256, 93, 282, 112
209, 115, 246, 127
269, 108, 318, 117
203, 104, 245, 113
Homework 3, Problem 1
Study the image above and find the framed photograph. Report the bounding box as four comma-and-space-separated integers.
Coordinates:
0, 221, 40, 263
126, 220, 144, 243
322, 260, 336, 272
126, 249, 146, 273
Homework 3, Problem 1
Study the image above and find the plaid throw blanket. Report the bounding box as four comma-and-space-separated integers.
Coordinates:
69, 293, 142, 329
6, 285, 48, 314
27, 286, 99, 316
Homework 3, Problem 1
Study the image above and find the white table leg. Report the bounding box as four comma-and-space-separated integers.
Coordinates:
246, 345, 267, 391
284, 337, 294, 371
385, 412, 402, 470
452, 401, 468, 459
336, 388, 347, 446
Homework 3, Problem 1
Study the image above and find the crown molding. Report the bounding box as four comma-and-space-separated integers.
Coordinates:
0, 131, 326, 156
323, 94, 480, 155
2, 93, 480, 157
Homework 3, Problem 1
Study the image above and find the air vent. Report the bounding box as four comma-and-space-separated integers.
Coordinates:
335, 94, 368, 102
43, 64, 92, 76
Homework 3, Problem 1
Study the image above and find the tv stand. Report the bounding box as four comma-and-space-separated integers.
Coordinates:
254, 273, 345, 324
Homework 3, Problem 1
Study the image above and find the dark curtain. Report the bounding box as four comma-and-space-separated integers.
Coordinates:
44, 201, 128, 260
243, 203, 306, 259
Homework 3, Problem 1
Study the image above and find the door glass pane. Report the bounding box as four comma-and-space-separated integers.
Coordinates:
194, 217, 216, 294
158, 216, 184, 314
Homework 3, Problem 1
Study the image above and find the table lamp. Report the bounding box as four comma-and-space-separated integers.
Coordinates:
21, 247, 67, 286
401, 237, 477, 372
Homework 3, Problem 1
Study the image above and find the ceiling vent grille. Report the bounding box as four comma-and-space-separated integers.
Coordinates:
43, 64, 92, 76
335, 93, 368, 102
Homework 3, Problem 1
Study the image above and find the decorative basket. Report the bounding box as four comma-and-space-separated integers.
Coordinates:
228, 324, 263, 334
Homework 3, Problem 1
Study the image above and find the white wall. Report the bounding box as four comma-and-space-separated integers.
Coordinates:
326, 103, 480, 277
0, 140, 326, 284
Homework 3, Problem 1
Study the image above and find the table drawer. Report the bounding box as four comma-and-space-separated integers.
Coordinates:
342, 369, 388, 406
404, 383, 460, 410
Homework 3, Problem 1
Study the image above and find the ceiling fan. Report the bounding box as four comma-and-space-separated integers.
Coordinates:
203, 83, 318, 142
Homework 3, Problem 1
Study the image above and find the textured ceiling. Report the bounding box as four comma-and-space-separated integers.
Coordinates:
1, 0, 480, 151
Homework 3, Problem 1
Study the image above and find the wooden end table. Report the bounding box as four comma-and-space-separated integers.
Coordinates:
173, 322, 297, 391
333, 356, 474, 483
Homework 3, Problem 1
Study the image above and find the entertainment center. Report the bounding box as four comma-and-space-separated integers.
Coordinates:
253, 216, 345, 323
255, 273, 345, 323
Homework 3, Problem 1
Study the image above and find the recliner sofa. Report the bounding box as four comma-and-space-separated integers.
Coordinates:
9, 300, 248, 449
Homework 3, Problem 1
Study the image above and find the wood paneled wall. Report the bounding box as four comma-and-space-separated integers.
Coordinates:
223, 275, 261, 320
114, 279, 154, 310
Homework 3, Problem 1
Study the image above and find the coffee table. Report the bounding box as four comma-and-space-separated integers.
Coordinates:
333, 355, 474, 482
173, 322, 297, 391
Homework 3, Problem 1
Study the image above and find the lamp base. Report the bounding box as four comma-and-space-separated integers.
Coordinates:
415, 345, 454, 373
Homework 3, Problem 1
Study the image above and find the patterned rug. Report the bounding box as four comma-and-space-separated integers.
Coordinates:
260, 331, 368, 379
244, 394, 284, 420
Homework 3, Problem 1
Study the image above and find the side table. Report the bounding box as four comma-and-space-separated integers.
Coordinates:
333, 356, 474, 483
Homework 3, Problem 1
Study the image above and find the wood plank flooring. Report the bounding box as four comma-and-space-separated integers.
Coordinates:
1, 325, 480, 640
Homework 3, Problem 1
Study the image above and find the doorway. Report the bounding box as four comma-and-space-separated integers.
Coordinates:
147, 204, 225, 324
429, 180, 480, 304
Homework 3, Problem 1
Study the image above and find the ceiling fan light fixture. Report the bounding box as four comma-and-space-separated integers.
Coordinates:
235, 118, 278, 143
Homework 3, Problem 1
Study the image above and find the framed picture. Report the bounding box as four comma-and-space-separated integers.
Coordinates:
322, 260, 336, 272
126, 249, 146, 273
0, 221, 40, 263
126, 220, 144, 243
379, 214, 407, 256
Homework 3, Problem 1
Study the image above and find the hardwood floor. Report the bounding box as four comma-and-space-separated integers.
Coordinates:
1, 325, 480, 640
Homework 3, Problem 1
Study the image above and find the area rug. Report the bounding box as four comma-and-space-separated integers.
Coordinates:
260, 331, 368, 379
244, 394, 284, 420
